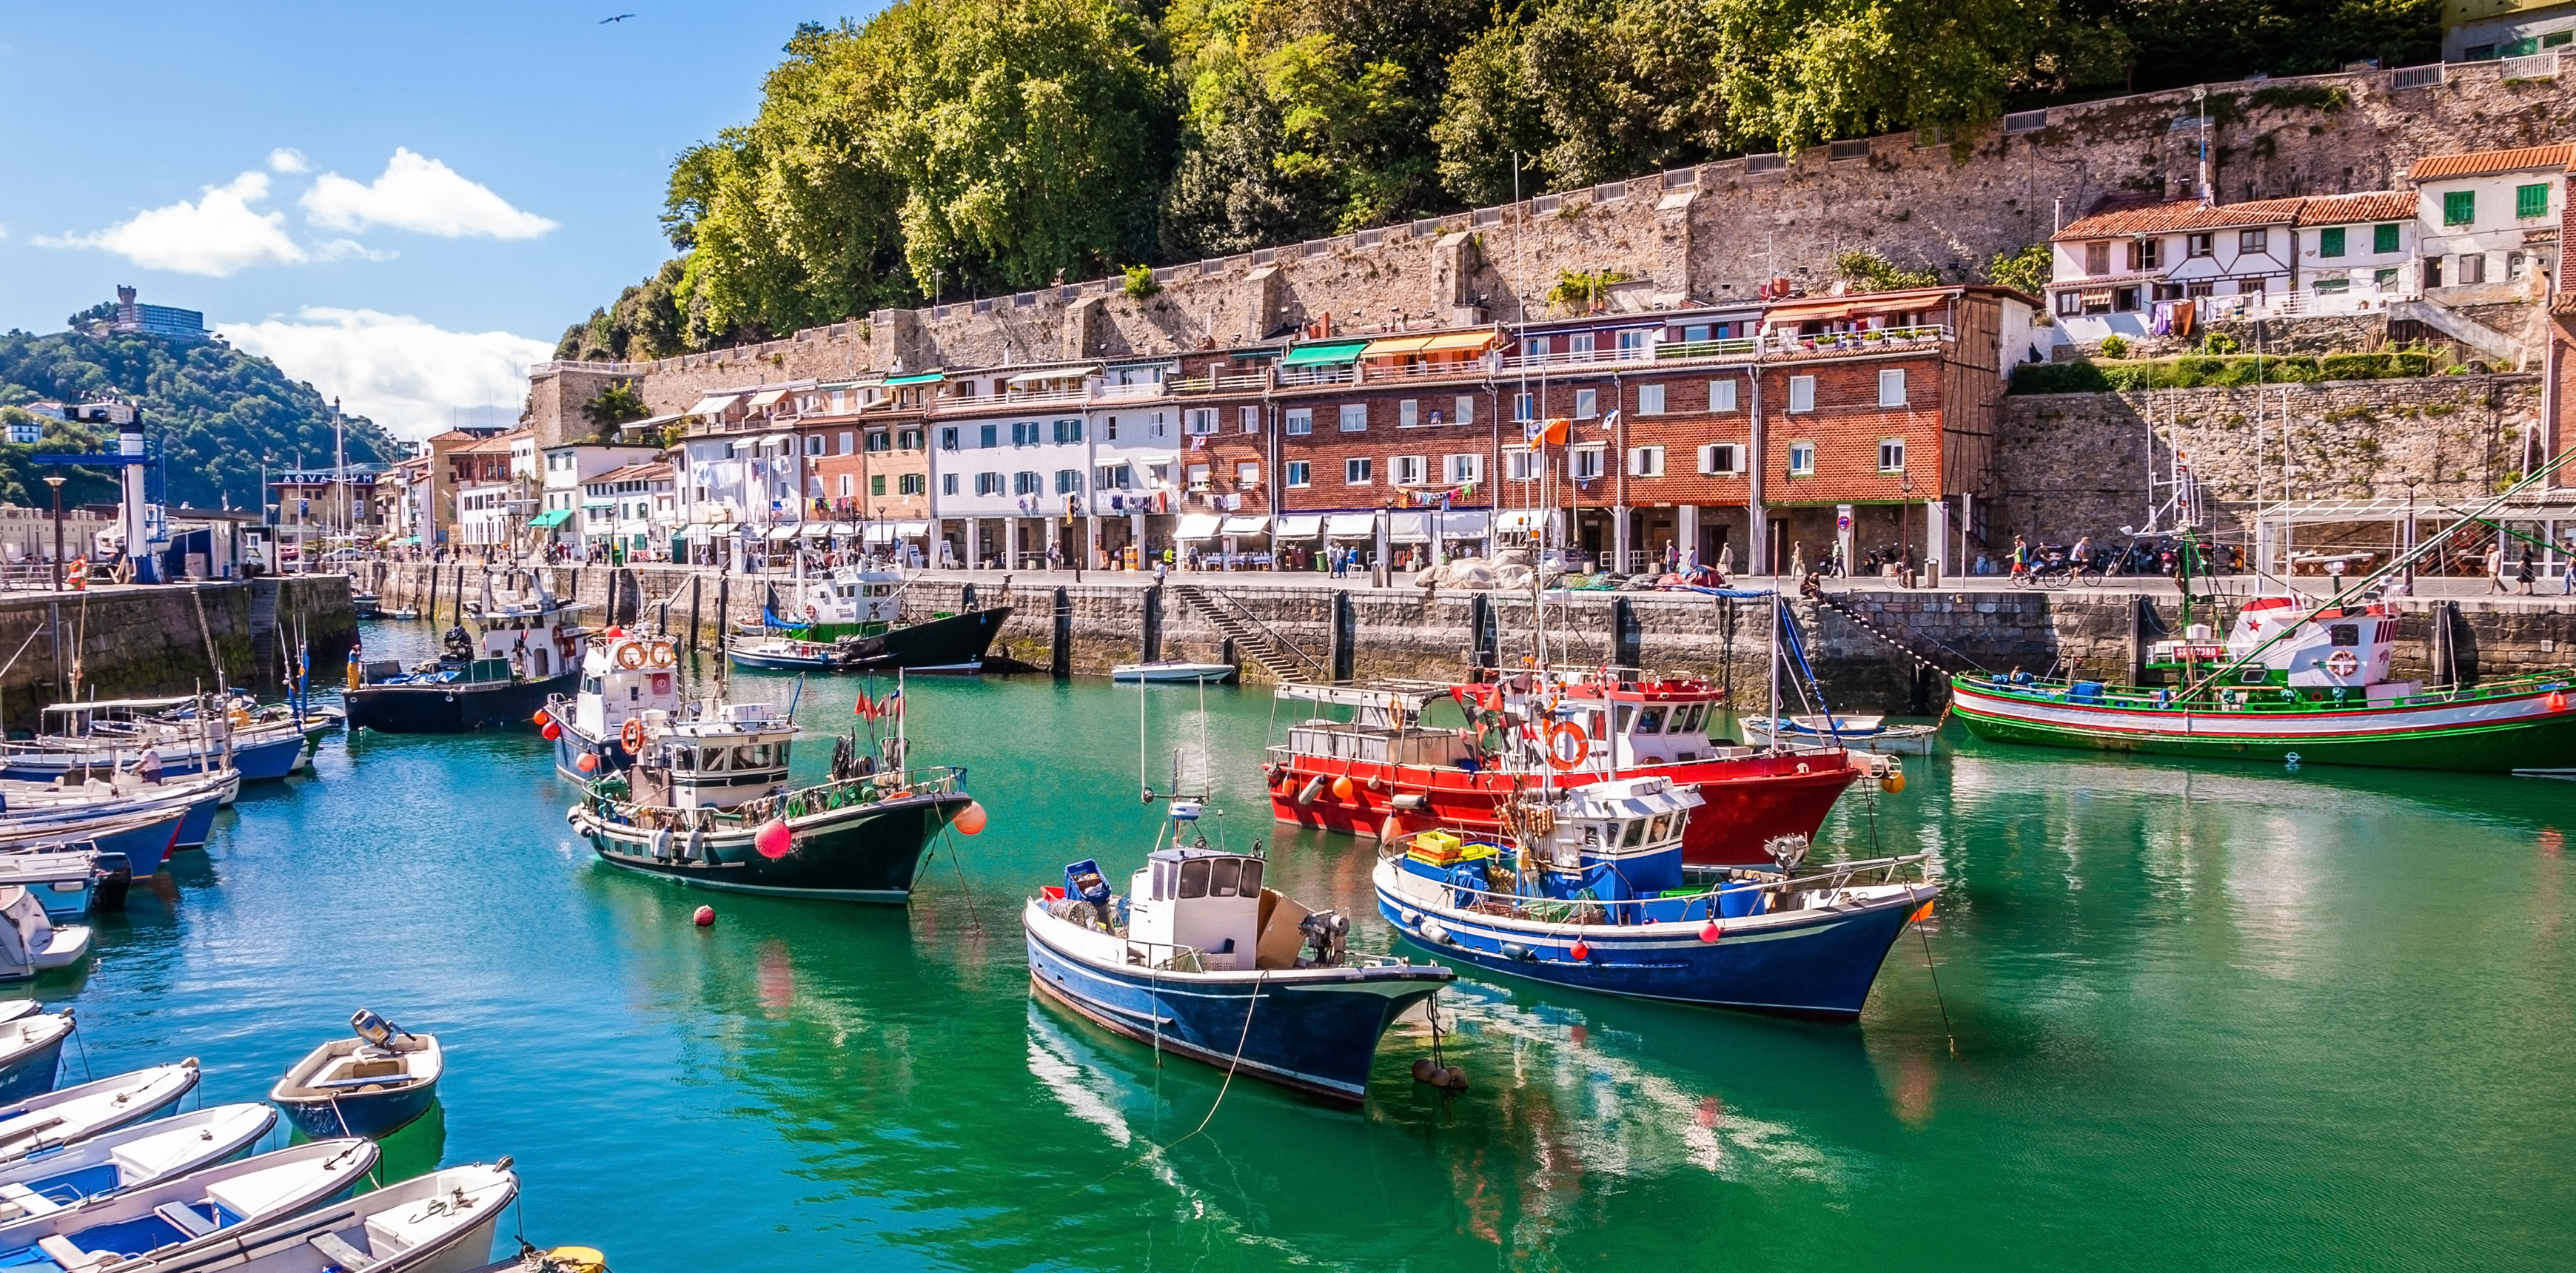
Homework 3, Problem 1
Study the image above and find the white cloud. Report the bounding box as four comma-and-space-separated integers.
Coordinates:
224, 308, 553, 440
36, 171, 308, 276
301, 149, 556, 240
267, 148, 309, 173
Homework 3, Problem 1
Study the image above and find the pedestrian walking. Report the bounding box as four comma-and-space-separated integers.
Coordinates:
2486, 539, 2507, 594
2517, 546, 2535, 595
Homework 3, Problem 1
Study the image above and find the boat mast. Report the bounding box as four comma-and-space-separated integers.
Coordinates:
1766, 592, 1781, 753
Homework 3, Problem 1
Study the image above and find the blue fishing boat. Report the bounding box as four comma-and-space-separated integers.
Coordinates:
0, 853, 97, 921
0, 1137, 378, 1273
0, 1013, 73, 1104
1374, 776, 1936, 1021
0, 1063, 201, 1166
0, 698, 305, 785
1022, 804, 1455, 1105
0, 1104, 275, 1223
268, 1011, 443, 1139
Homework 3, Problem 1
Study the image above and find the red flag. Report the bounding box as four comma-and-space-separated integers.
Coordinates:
854, 691, 876, 719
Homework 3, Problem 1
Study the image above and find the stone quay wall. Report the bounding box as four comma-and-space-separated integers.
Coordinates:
372, 562, 2575, 713
0, 575, 354, 729
525, 59, 2576, 437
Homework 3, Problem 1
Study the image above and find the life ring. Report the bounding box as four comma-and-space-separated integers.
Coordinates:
558, 635, 579, 660
615, 642, 647, 671
620, 719, 646, 753
649, 641, 677, 668
806, 604, 819, 623
1544, 720, 1589, 771
2325, 649, 2361, 678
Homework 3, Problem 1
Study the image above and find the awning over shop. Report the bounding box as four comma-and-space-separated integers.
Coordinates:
865, 523, 899, 544
883, 370, 945, 386
1495, 509, 1560, 534
684, 525, 712, 544
760, 432, 798, 450
798, 523, 833, 538
1280, 340, 1372, 368
1004, 366, 1096, 386
1324, 513, 1377, 537
1414, 330, 1498, 355
1176, 513, 1224, 540
1433, 509, 1492, 539
897, 520, 930, 537
688, 395, 737, 417
1360, 335, 1439, 357
1220, 515, 1270, 535
1274, 514, 1324, 537
526, 509, 573, 529
1387, 511, 1431, 543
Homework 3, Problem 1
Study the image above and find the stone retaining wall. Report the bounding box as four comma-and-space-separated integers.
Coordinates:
0, 575, 355, 728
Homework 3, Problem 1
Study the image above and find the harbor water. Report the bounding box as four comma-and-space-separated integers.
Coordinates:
44, 620, 2576, 1272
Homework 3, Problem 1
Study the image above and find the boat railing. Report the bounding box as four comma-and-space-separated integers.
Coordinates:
1974, 668, 2572, 712
590, 765, 965, 827
1392, 847, 1930, 927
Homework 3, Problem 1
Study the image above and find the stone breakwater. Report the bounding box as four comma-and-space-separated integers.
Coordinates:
372, 562, 2575, 713
0, 576, 353, 728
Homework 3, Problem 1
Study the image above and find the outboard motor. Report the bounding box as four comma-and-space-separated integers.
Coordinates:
441, 625, 473, 662
1298, 910, 1349, 966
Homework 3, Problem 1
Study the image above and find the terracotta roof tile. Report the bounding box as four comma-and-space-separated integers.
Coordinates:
2294, 192, 2418, 225
2407, 144, 2576, 182
2052, 198, 2305, 241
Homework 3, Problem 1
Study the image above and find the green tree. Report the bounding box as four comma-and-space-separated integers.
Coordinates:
1983, 243, 2052, 296
580, 382, 653, 439
1836, 249, 1939, 291
1435, 0, 1727, 204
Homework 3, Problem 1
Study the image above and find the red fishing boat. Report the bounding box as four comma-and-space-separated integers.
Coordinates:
1262, 672, 1889, 867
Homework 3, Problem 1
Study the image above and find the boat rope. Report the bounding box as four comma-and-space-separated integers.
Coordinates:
1170, 970, 1266, 1146
938, 823, 982, 934
65, 1018, 91, 1084
1915, 918, 1957, 1058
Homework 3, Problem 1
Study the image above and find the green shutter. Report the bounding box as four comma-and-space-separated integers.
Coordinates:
2318, 226, 2346, 258
2517, 183, 2549, 219
2373, 223, 2401, 254
2443, 190, 2475, 226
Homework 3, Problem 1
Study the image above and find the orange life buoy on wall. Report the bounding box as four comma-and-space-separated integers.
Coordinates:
615, 642, 647, 671
621, 718, 646, 753
648, 640, 677, 668
1545, 720, 1589, 771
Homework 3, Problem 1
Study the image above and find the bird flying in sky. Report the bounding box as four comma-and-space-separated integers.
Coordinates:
600, 13, 634, 22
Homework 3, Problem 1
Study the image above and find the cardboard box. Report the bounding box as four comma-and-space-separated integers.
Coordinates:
1254, 887, 1312, 970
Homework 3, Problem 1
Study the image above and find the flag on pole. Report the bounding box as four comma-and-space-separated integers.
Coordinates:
855, 690, 877, 719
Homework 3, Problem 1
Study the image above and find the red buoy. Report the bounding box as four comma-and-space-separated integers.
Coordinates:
1569, 939, 1591, 961
1700, 922, 1722, 943
952, 801, 988, 835
754, 819, 793, 858
692, 905, 715, 927
574, 752, 597, 773
540, 722, 562, 742
531, 710, 551, 728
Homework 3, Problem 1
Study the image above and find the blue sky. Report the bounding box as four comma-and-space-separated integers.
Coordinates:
0, 2, 851, 437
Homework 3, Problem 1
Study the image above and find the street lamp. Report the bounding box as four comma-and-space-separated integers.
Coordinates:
42, 475, 65, 593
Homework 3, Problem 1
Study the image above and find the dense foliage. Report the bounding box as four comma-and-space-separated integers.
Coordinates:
2009, 350, 2441, 394
0, 327, 398, 511
556, 0, 2441, 360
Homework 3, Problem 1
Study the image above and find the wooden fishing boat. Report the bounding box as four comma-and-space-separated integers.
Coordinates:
725, 638, 846, 672
0, 768, 241, 862
1375, 778, 1936, 1019
98, 1160, 517, 1273
347, 573, 585, 733
268, 1011, 442, 1140
0, 1138, 378, 1273
0, 1014, 74, 1103
0, 1104, 276, 1224
1024, 811, 1454, 1105
0, 1064, 201, 1166
1110, 662, 1237, 684
0, 810, 184, 879
0, 894, 90, 985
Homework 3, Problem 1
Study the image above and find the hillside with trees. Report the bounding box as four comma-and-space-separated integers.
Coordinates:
556, 0, 2442, 361
0, 315, 400, 513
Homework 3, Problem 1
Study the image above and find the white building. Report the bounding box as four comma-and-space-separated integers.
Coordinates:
580, 461, 676, 560
537, 441, 661, 551
2408, 143, 2568, 296
2292, 192, 2423, 302
926, 364, 1100, 568
457, 483, 516, 551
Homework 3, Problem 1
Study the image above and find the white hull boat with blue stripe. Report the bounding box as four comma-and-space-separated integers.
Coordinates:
0, 1105, 276, 1224
0, 1138, 377, 1273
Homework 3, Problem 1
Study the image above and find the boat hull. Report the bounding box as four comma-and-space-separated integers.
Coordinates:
1023, 906, 1450, 1104
760, 607, 1011, 673
85, 810, 185, 876
1269, 751, 1859, 867
577, 791, 967, 901
275, 1078, 439, 1140
347, 672, 577, 734
725, 647, 842, 671
0, 731, 303, 785
1375, 864, 1933, 1021
1950, 676, 2576, 770
0, 1032, 64, 1104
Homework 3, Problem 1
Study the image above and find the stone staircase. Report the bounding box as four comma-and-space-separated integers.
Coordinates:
248, 578, 281, 680
2388, 298, 2530, 369
1165, 583, 1329, 682
1806, 589, 1979, 676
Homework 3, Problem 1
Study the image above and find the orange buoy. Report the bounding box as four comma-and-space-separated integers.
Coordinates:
953, 801, 988, 835
1378, 814, 1401, 842
1700, 922, 1722, 942
1330, 775, 1355, 801
1910, 899, 1936, 923
532, 710, 551, 727
2549, 691, 2568, 712
1884, 769, 1907, 793
574, 752, 597, 773
541, 722, 562, 742
1569, 939, 1591, 961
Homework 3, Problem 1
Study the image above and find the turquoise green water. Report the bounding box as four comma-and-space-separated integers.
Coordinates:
40, 622, 2576, 1271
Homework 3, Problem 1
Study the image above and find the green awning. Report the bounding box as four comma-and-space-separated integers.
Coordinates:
527, 509, 574, 528
883, 370, 946, 386
1279, 340, 1371, 368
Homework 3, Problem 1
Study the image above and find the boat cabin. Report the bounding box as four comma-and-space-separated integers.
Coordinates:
574, 636, 683, 742
1486, 671, 1731, 769
1529, 776, 1699, 901
630, 701, 796, 810
2151, 597, 2412, 700
1127, 847, 1267, 972
791, 566, 905, 633
461, 574, 587, 681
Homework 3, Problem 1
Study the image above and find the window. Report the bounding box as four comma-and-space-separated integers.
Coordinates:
900, 429, 923, 451
1285, 408, 1313, 436
1392, 455, 1425, 486
2130, 239, 2161, 270
1505, 448, 1537, 480
2374, 223, 2401, 255
1637, 384, 1666, 415
1236, 461, 1260, 486
2457, 252, 2486, 285
2517, 182, 2549, 220
1570, 447, 1604, 480
1697, 443, 1740, 475
1787, 442, 1816, 476
1879, 438, 1905, 472
2238, 227, 2268, 252
1239, 406, 1261, 434
942, 473, 959, 496
1285, 460, 1311, 487
974, 472, 1002, 497
1184, 409, 1217, 435
1338, 404, 1368, 432
1708, 379, 1738, 412
1444, 454, 1482, 484
2187, 232, 2213, 258
1526, 335, 1552, 357
1569, 333, 1596, 355
868, 474, 886, 497
2318, 226, 2346, 258
900, 474, 925, 495
1147, 412, 1169, 439
976, 423, 999, 449
839, 431, 856, 454
1187, 464, 1212, 488
1053, 418, 1084, 444
2313, 277, 2351, 295
1628, 446, 1665, 477
1345, 457, 1373, 484
1616, 330, 1648, 355
1054, 469, 1082, 494
806, 435, 825, 455
2375, 266, 2401, 289
1012, 420, 1040, 446
862, 431, 890, 453
1788, 375, 1817, 413
1104, 416, 1120, 440
1097, 463, 1133, 489
2084, 242, 2110, 275
1453, 396, 1475, 426
1399, 400, 1420, 428
1513, 392, 1535, 421
2443, 189, 2474, 226
2113, 284, 2141, 312
1877, 369, 1907, 408
939, 427, 960, 451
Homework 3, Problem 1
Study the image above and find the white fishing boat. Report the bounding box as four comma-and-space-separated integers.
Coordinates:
0, 1012, 73, 1103
0, 890, 90, 984
0, 1064, 201, 1166
1110, 662, 1237, 684
92, 1160, 517, 1273
269, 1011, 442, 1140
1740, 714, 1940, 756
0, 855, 98, 921
0, 1138, 378, 1273
0, 1104, 277, 1223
